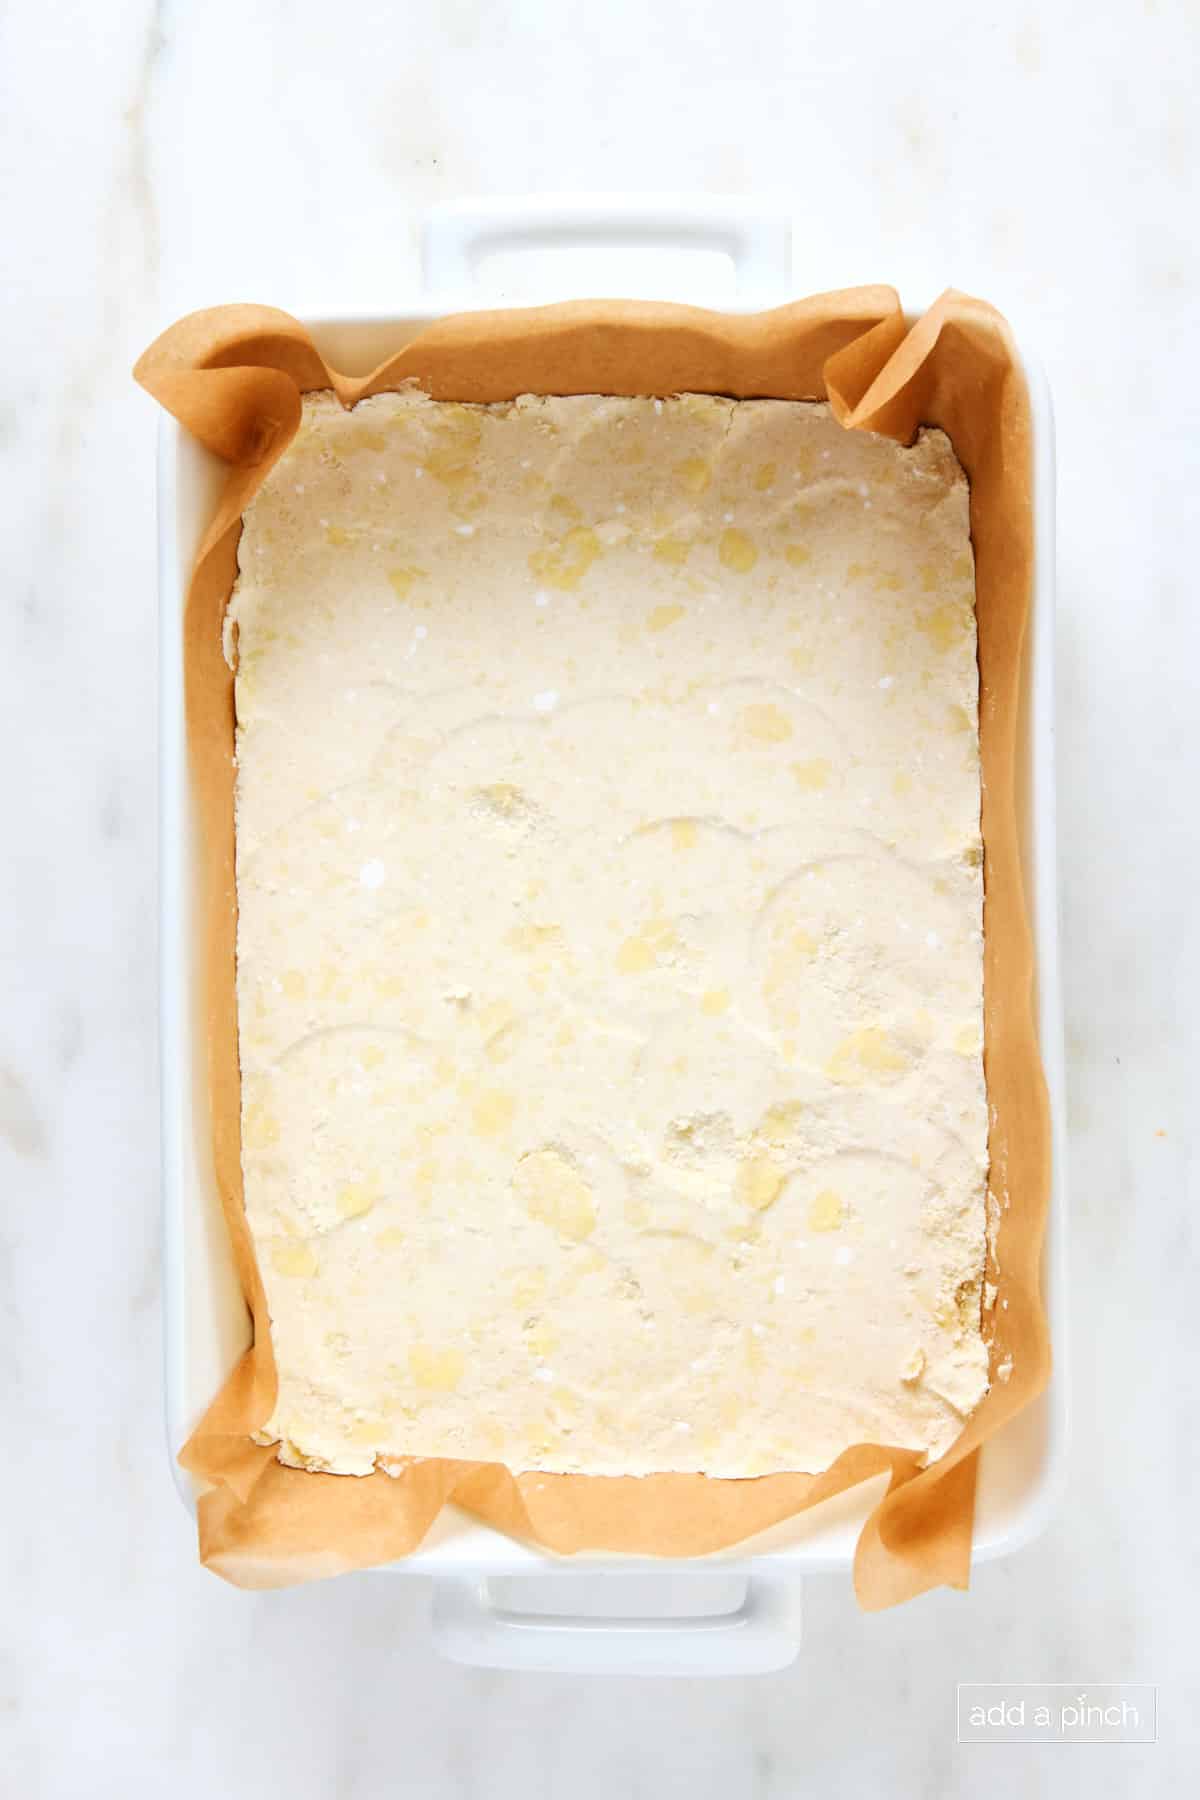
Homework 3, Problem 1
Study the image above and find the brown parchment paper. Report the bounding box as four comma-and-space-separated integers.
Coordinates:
135, 287, 1051, 1608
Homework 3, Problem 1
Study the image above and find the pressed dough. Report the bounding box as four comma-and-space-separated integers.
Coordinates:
228, 390, 989, 1478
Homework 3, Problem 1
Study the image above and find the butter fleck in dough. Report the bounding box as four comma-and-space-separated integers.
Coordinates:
230, 391, 988, 1480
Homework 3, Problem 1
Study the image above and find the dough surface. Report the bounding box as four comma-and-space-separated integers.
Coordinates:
229, 390, 989, 1477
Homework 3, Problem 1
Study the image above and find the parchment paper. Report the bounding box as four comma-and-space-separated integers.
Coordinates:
135, 287, 1051, 1608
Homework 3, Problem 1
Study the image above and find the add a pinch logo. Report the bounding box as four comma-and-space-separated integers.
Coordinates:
956, 1685, 1157, 1744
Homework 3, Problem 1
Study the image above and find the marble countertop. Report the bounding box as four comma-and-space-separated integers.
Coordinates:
3, 0, 1197, 1792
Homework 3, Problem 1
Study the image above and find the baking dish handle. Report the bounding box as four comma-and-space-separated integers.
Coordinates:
430, 1571, 801, 1676
422, 197, 792, 305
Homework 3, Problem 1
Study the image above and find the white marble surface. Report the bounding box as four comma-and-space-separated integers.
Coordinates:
2, 0, 1198, 1791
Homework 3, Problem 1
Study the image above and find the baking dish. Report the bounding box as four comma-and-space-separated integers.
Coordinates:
158, 198, 1066, 1674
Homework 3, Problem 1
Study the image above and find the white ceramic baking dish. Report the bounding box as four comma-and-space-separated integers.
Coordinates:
158, 199, 1066, 1675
